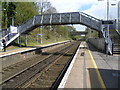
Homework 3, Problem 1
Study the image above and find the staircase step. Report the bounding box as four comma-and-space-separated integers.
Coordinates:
113, 52, 120, 54
113, 48, 120, 50
113, 44, 120, 46
113, 49, 120, 52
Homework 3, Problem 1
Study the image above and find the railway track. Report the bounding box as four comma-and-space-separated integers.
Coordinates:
2, 42, 71, 84
1, 41, 80, 89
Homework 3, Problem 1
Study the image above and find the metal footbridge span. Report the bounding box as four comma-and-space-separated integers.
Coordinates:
19, 12, 101, 33
0, 12, 116, 54
0, 12, 101, 46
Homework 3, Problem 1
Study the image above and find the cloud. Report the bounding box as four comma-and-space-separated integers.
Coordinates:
83, 0, 118, 20
49, 0, 97, 13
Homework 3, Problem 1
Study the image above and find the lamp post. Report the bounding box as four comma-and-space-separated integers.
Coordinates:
107, 0, 109, 20
98, 0, 109, 20
39, 0, 44, 44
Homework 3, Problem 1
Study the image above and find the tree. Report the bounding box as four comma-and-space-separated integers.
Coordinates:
14, 2, 39, 26
46, 6, 57, 14
36, 0, 54, 14
7, 2, 16, 27
1, 2, 8, 28
85, 27, 98, 38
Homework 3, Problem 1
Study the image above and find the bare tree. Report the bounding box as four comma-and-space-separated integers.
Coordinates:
36, 0, 57, 14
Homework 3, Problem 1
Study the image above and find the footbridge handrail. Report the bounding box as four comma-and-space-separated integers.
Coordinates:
80, 12, 100, 22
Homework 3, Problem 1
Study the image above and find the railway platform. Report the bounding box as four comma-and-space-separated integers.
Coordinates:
0, 40, 69, 58
59, 41, 119, 89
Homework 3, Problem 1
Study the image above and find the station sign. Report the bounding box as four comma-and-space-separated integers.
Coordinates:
102, 20, 114, 24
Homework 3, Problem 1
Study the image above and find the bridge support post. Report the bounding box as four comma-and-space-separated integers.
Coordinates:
25, 34, 28, 46
40, 26, 43, 44
19, 35, 21, 47
17, 35, 21, 47
17, 36, 20, 44
98, 32, 103, 38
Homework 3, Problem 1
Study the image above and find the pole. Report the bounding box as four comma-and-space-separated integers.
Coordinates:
18, 36, 19, 44
107, 0, 109, 20
40, 26, 43, 44
19, 35, 21, 47
25, 34, 27, 46
12, 16, 14, 26
106, 0, 109, 56
118, 1, 120, 32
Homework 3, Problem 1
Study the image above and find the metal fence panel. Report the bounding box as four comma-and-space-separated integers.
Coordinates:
61, 13, 70, 24
81, 14, 91, 26
52, 14, 60, 24
71, 12, 80, 23
42, 14, 51, 25
34, 15, 42, 25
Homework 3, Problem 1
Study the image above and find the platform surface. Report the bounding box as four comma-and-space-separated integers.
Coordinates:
59, 41, 119, 89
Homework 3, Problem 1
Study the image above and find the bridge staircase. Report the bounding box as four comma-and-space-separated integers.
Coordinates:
101, 20, 120, 55
110, 28, 120, 54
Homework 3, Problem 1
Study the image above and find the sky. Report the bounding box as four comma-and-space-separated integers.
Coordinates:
4, 0, 119, 31
47, 0, 119, 31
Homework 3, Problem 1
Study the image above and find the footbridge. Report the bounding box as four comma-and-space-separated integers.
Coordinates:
19, 12, 102, 33
0, 12, 116, 54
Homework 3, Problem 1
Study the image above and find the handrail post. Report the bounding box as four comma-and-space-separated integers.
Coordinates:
59, 14, 61, 24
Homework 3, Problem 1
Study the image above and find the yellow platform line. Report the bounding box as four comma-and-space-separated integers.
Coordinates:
88, 50, 106, 89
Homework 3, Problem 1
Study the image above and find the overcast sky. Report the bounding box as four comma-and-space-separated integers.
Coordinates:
47, 0, 119, 31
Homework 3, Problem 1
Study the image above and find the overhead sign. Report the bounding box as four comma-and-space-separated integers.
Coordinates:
10, 26, 18, 33
102, 20, 114, 24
